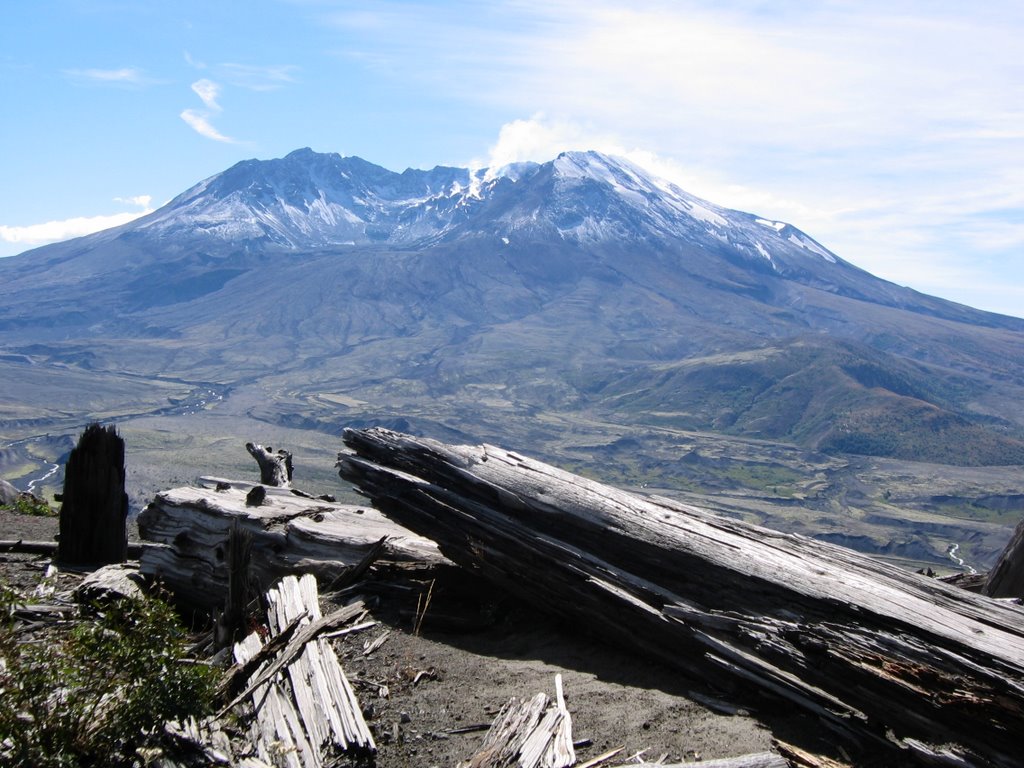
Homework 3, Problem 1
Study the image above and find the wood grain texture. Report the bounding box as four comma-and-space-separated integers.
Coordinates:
137, 477, 443, 608
338, 427, 1024, 767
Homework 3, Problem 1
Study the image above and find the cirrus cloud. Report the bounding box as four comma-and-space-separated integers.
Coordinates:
63, 67, 159, 87
180, 107, 237, 143
191, 79, 221, 111
217, 62, 297, 91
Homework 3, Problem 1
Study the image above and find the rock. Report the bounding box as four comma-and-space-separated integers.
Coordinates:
0, 478, 21, 506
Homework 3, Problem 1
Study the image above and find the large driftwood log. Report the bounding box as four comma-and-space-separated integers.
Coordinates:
337, 427, 1024, 768
58, 423, 128, 565
983, 517, 1024, 599
137, 477, 443, 609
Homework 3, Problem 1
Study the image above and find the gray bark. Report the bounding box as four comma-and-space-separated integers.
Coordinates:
137, 477, 443, 609
983, 516, 1024, 599
338, 427, 1024, 768
245, 442, 292, 488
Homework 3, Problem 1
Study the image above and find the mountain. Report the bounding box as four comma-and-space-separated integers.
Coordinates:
2, 149, 1024, 471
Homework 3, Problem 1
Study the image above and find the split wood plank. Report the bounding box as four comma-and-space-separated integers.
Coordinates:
233, 630, 311, 768
460, 675, 574, 768
337, 427, 1024, 768
608, 755, 788, 768
230, 574, 375, 767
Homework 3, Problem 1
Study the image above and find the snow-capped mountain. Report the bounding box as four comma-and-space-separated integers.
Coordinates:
138, 148, 839, 274
3, 148, 1024, 468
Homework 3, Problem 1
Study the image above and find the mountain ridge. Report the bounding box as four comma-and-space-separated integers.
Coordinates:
2, 148, 1024, 469
8, 149, 1021, 333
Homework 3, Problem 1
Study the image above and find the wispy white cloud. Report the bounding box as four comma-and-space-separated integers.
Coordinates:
181, 77, 241, 143
325, 0, 1020, 315
217, 62, 297, 91
477, 115, 611, 170
0, 198, 155, 251
180, 108, 236, 143
191, 79, 221, 111
183, 51, 207, 70
179, 57, 294, 142
63, 67, 157, 87
114, 194, 153, 208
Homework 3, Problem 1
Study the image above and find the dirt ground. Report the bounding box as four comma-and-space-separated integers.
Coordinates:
1, 507, 851, 767
0, 507, 64, 592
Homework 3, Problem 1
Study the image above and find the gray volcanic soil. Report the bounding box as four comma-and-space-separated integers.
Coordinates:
0, 508, 846, 767
0, 507, 63, 592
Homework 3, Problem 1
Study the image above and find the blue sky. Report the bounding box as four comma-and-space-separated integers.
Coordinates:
2, 1, 1022, 317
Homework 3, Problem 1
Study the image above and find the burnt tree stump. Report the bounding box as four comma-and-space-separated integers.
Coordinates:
58, 423, 128, 566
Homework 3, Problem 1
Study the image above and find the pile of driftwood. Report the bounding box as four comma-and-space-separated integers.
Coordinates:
337, 427, 1024, 768
26, 423, 1024, 766
0, 562, 377, 767
218, 573, 376, 767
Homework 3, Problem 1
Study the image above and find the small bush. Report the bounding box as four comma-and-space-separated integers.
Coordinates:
0, 585, 219, 767
2, 495, 57, 517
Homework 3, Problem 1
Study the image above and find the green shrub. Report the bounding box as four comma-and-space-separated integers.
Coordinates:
0, 585, 219, 767
1, 495, 57, 517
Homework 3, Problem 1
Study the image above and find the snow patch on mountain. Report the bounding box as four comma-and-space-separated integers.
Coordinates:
128, 148, 847, 278
788, 232, 837, 263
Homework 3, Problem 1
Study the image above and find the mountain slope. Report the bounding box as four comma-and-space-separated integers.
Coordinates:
1, 149, 1023, 467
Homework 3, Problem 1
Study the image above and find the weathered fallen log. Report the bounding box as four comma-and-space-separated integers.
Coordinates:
337, 427, 1024, 768
984, 516, 1024, 599
137, 477, 443, 609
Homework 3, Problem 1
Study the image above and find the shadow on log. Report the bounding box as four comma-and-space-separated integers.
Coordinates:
58, 423, 128, 566
337, 427, 1024, 768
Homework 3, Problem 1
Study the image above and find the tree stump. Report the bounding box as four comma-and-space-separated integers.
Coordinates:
245, 442, 293, 487
57, 423, 128, 566
215, 521, 256, 650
